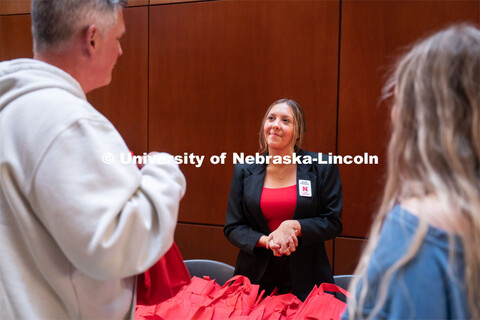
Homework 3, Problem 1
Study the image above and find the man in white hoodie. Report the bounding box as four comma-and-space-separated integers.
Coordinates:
0, 0, 186, 319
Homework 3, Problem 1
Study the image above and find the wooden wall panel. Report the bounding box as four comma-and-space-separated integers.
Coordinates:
128, 0, 149, 6
150, 0, 206, 4
338, 0, 480, 238
0, 14, 32, 61
175, 223, 240, 265
0, 0, 30, 15
149, 0, 340, 226
333, 237, 367, 275
0, 0, 146, 15
87, 6, 149, 155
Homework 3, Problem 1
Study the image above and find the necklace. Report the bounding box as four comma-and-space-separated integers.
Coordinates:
267, 150, 295, 181
274, 165, 290, 180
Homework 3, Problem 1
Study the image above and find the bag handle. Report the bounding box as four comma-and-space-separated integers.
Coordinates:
221, 275, 251, 288
319, 283, 351, 298
203, 275, 251, 302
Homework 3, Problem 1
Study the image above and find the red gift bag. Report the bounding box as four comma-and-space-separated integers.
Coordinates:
136, 242, 191, 306
247, 292, 302, 320
192, 275, 261, 319
295, 283, 350, 320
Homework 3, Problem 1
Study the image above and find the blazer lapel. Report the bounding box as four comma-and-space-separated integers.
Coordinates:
294, 151, 317, 219
243, 164, 271, 234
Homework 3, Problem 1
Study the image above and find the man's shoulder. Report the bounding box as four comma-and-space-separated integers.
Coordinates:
0, 58, 92, 119
14, 87, 102, 123
2, 86, 110, 159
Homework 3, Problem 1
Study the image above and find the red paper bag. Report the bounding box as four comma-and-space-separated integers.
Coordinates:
136, 242, 191, 306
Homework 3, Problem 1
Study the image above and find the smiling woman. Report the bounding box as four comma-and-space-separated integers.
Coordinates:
224, 98, 343, 301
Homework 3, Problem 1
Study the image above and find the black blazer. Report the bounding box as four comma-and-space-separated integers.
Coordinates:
224, 150, 343, 300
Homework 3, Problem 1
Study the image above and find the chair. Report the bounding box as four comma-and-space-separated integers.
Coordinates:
184, 259, 235, 286
333, 274, 355, 302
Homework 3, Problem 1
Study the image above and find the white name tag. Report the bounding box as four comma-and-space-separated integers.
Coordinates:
299, 180, 312, 197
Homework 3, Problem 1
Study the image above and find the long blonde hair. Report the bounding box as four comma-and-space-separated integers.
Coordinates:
347, 24, 480, 319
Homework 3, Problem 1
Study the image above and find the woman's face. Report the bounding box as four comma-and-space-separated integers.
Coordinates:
263, 102, 296, 153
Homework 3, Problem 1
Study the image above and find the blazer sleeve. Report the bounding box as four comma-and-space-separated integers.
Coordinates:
224, 165, 264, 255
298, 162, 343, 246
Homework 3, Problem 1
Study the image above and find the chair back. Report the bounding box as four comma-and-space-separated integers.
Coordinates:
184, 259, 235, 286
333, 274, 355, 302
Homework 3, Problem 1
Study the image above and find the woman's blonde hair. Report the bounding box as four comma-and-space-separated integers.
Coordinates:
347, 24, 480, 319
259, 98, 306, 153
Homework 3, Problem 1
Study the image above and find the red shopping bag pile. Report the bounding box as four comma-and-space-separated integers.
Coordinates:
135, 243, 350, 320
136, 277, 349, 320
136, 275, 262, 320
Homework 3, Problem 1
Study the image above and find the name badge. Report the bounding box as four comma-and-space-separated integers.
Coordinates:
299, 180, 312, 197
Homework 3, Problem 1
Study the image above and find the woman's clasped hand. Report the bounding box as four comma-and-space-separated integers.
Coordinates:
264, 220, 300, 256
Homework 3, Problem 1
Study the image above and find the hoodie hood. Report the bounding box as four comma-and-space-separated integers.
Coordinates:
0, 58, 85, 112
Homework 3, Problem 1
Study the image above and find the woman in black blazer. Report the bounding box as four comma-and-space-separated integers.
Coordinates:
224, 99, 343, 301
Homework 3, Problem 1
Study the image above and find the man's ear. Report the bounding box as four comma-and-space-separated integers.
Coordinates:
85, 24, 98, 56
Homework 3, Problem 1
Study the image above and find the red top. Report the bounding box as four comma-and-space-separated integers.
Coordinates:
260, 185, 297, 232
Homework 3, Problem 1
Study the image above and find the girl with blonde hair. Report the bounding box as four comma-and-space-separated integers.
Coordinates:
344, 24, 480, 319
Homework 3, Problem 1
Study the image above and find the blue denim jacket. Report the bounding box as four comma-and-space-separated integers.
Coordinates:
343, 205, 469, 320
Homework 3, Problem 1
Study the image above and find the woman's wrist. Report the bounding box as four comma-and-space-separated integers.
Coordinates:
256, 235, 269, 247
281, 220, 302, 237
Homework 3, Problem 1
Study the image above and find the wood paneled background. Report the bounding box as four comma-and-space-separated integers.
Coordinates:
1, 0, 478, 275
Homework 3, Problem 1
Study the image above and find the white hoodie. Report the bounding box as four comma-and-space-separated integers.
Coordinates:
0, 59, 186, 319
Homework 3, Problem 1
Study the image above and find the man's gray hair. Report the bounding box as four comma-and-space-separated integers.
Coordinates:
32, 0, 127, 54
